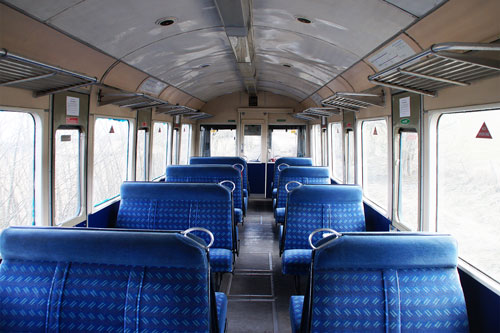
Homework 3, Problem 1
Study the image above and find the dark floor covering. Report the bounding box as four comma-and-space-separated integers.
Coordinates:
221, 198, 306, 333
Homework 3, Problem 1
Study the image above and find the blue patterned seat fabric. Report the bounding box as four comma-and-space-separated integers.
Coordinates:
166, 164, 244, 225
0, 227, 227, 333
290, 232, 469, 333
116, 182, 235, 273
190, 156, 249, 212
272, 157, 313, 199
281, 184, 365, 276
275, 167, 330, 224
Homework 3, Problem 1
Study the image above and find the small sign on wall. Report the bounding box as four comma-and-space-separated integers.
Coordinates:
66, 96, 80, 116
399, 96, 411, 118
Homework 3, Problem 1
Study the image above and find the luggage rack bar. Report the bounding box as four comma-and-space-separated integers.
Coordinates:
293, 113, 319, 121
0, 49, 98, 97
303, 107, 341, 117
321, 89, 384, 111
156, 104, 198, 116
99, 89, 169, 110
368, 42, 500, 97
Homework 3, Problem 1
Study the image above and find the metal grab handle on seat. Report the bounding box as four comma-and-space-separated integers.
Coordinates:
182, 227, 215, 249
219, 180, 236, 193
232, 163, 244, 173
308, 228, 342, 250
285, 181, 302, 193
277, 163, 290, 172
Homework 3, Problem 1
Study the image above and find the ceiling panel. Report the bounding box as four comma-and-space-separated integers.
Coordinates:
253, 0, 415, 58
257, 68, 320, 95
383, 0, 446, 18
5, 0, 82, 21
26, 0, 222, 59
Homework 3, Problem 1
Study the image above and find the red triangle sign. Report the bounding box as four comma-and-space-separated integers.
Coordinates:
109, 126, 115, 134
476, 122, 492, 139
373, 127, 378, 135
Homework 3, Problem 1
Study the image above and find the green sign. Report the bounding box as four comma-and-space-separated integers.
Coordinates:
277, 119, 286, 122
401, 118, 410, 125
228, 119, 236, 123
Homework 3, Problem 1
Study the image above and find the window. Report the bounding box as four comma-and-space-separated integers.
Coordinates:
437, 109, 500, 283
0, 111, 35, 229
329, 123, 343, 182
151, 122, 171, 180
268, 125, 306, 161
179, 124, 192, 165
311, 124, 322, 166
361, 119, 389, 211
200, 125, 237, 157
136, 128, 147, 181
92, 118, 131, 207
243, 125, 261, 162
346, 130, 355, 184
397, 131, 419, 230
54, 128, 82, 224
172, 127, 179, 165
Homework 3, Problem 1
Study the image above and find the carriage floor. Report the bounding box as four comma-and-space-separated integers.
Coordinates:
220, 198, 306, 332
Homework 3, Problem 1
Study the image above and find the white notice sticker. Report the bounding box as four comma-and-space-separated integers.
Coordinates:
399, 96, 411, 118
368, 39, 416, 71
66, 96, 80, 116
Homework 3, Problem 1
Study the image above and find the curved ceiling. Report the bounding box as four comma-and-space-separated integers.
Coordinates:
4, 0, 446, 102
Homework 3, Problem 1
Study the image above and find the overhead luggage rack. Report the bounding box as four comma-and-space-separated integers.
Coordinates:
293, 113, 319, 121
186, 112, 213, 120
303, 107, 340, 117
368, 42, 500, 97
99, 89, 169, 110
321, 90, 384, 111
156, 104, 198, 116
0, 49, 97, 97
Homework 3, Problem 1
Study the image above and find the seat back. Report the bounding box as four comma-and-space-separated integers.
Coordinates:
0, 226, 218, 332
276, 166, 330, 210
282, 185, 365, 251
301, 233, 469, 332
116, 182, 234, 252
273, 157, 313, 189
190, 157, 248, 193
166, 164, 243, 211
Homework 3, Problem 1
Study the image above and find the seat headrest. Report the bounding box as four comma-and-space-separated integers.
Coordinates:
0, 227, 208, 268
166, 165, 241, 179
280, 166, 330, 178
314, 232, 458, 270
288, 184, 362, 204
190, 156, 247, 166
120, 182, 231, 201
275, 157, 313, 167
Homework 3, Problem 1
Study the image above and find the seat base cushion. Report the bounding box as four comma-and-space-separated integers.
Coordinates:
210, 248, 233, 273
289, 295, 304, 333
282, 249, 312, 275
216, 292, 227, 333
275, 207, 285, 224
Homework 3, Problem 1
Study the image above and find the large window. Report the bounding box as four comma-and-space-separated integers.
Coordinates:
54, 128, 82, 224
310, 124, 322, 166
179, 124, 192, 165
361, 119, 389, 211
0, 111, 35, 229
437, 109, 500, 283
200, 125, 237, 157
243, 125, 261, 162
151, 122, 171, 180
268, 125, 306, 161
397, 131, 419, 230
92, 118, 131, 207
136, 128, 147, 181
329, 123, 343, 182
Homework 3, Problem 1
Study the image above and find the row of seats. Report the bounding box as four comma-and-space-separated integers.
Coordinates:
0, 227, 469, 332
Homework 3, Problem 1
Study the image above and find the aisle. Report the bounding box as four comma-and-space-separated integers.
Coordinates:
221, 198, 299, 332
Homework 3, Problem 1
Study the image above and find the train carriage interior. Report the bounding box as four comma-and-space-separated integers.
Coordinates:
0, 0, 499, 331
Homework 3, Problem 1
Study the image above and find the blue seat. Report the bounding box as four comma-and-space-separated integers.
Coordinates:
274, 167, 330, 224
166, 164, 245, 225
272, 157, 313, 199
116, 182, 235, 273
0, 226, 227, 332
190, 157, 249, 213
281, 185, 365, 275
290, 232, 469, 332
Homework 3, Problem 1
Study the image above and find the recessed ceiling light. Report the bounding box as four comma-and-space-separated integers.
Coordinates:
295, 16, 312, 24
156, 17, 176, 26
282, 63, 293, 68
199, 64, 211, 69
215, 80, 224, 84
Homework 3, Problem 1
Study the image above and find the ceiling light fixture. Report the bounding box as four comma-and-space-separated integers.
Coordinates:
155, 17, 176, 26
296, 16, 312, 24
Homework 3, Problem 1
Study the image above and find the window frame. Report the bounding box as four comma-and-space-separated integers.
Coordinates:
199, 124, 237, 157
150, 121, 172, 181
425, 102, 500, 293
328, 122, 344, 183
136, 127, 149, 181
52, 126, 85, 225
91, 116, 135, 212
358, 117, 392, 216
179, 123, 192, 165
